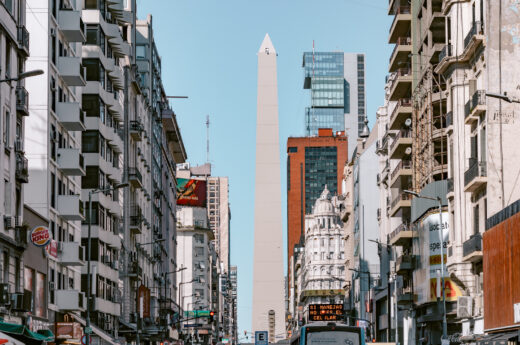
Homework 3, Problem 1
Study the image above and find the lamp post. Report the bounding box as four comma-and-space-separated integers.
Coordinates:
161, 267, 186, 338
403, 190, 447, 341
85, 182, 129, 344
0, 69, 44, 83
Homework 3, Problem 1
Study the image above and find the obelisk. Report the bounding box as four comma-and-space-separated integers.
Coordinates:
252, 34, 285, 341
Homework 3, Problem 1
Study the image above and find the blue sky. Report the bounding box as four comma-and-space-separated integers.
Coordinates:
137, 0, 391, 338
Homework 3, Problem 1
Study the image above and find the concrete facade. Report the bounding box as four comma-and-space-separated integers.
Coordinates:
252, 34, 284, 342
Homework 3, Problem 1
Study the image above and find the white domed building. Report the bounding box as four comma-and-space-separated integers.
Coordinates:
302, 185, 346, 310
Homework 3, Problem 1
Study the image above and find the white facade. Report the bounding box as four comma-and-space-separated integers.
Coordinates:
302, 186, 345, 309
207, 176, 230, 272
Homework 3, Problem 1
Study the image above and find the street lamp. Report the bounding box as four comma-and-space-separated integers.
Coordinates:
403, 189, 447, 341
486, 92, 520, 103
85, 182, 128, 343
0, 69, 44, 83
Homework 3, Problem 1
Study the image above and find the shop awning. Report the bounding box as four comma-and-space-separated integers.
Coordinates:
0, 321, 54, 343
477, 332, 518, 345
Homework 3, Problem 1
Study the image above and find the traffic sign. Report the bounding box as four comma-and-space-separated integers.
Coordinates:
84, 327, 93, 335
81, 335, 91, 345
255, 331, 268, 345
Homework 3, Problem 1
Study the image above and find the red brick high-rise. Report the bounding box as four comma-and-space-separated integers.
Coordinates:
286, 129, 348, 284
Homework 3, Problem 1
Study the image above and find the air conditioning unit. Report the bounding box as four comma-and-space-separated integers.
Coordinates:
457, 296, 473, 318
111, 260, 118, 270
10, 291, 31, 311
48, 282, 55, 292
0, 284, 9, 304
3, 216, 14, 230
14, 216, 22, 228
57, 242, 64, 252
50, 28, 56, 36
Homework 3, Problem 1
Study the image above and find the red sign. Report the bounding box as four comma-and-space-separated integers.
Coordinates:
46, 240, 58, 258
31, 226, 51, 247
138, 285, 151, 318
176, 179, 207, 207
56, 322, 83, 339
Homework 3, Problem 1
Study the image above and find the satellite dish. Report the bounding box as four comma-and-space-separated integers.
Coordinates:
404, 118, 412, 127
405, 147, 412, 156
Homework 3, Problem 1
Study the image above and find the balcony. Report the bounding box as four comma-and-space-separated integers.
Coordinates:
130, 120, 143, 141
389, 223, 415, 246
130, 205, 142, 234
57, 56, 86, 87
389, 37, 412, 72
435, 45, 454, 74
462, 21, 485, 60
58, 242, 85, 266
390, 98, 412, 130
57, 148, 85, 176
59, 9, 86, 42
57, 195, 84, 221
131, 64, 142, 94
389, 7, 411, 43
464, 160, 487, 193
55, 290, 85, 311
462, 233, 483, 263
389, 129, 412, 159
17, 25, 29, 56
15, 152, 29, 183
397, 287, 414, 305
16, 86, 29, 116
128, 167, 143, 189
389, 68, 412, 101
389, 193, 412, 217
396, 254, 415, 275
56, 101, 86, 131
390, 160, 412, 187
464, 90, 486, 124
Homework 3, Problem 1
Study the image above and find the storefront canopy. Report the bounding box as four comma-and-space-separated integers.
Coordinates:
0, 321, 54, 344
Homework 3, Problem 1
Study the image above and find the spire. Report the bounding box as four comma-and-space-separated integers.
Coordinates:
320, 185, 330, 199
258, 33, 276, 55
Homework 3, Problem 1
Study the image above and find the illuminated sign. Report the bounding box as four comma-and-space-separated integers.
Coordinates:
308, 304, 344, 321
31, 226, 51, 247
303, 289, 345, 297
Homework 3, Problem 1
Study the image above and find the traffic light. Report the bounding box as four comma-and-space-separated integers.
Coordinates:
209, 311, 215, 323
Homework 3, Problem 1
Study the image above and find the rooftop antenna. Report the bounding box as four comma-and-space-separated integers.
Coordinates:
206, 115, 210, 164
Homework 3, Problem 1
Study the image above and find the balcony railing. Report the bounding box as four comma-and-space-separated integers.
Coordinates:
390, 68, 411, 92
390, 37, 411, 63
128, 167, 143, 188
16, 86, 29, 115
17, 25, 29, 55
464, 159, 487, 186
391, 160, 412, 180
390, 6, 411, 32
390, 193, 412, 210
130, 204, 142, 227
463, 233, 482, 258
438, 44, 453, 62
464, 21, 483, 49
16, 152, 29, 183
390, 98, 412, 122
390, 129, 412, 151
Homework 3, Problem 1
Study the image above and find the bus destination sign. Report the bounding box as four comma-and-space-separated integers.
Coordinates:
308, 304, 344, 321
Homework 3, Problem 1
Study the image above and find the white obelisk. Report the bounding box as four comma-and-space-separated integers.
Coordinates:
252, 34, 285, 341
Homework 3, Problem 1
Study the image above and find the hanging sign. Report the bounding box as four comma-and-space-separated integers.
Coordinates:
31, 226, 51, 247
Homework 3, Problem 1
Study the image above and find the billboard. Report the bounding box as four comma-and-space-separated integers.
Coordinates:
414, 212, 462, 305
176, 178, 207, 207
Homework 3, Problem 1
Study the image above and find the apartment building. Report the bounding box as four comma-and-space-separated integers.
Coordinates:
25, 0, 86, 331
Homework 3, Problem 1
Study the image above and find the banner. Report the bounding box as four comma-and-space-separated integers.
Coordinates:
414, 212, 462, 304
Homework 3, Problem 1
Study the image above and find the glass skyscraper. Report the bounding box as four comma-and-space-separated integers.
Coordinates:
303, 51, 366, 157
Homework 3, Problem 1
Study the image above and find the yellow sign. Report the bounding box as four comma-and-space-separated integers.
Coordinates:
429, 277, 462, 302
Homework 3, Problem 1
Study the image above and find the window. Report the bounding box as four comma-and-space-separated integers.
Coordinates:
3, 110, 9, 146
82, 131, 99, 152
4, 0, 12, 16
136, 45, 146, 59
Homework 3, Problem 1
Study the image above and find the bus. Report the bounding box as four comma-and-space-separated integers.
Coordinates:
290, 322, 365, 345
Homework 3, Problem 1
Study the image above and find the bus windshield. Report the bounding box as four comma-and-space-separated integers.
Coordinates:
306, 330, 360, 345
